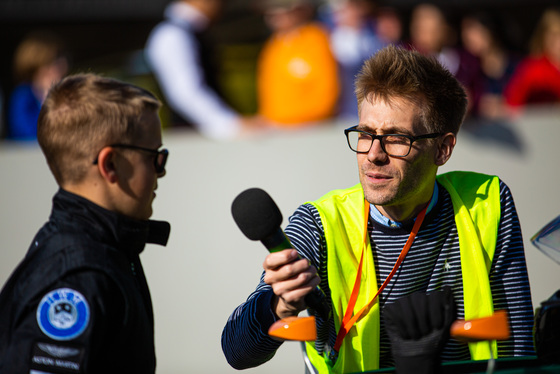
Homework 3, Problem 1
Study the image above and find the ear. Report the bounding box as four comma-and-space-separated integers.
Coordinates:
435, 133, 456, 166
96, 147, 119, 184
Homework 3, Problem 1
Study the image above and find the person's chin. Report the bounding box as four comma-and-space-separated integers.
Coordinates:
362, 183, 396, 206
135, 208, 153, 221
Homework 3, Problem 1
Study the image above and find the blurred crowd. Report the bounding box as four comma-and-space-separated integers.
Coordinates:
1, 0, 560, 142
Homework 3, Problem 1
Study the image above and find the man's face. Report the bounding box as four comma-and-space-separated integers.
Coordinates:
115, 111, 165, 220
356, 97, 440, 221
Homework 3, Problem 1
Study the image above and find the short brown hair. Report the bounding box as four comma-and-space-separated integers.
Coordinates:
37, 73, 161, 185
354, 45, 467, 135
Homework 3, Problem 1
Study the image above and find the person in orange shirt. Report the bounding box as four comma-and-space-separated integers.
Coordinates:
257, 0, 339, 127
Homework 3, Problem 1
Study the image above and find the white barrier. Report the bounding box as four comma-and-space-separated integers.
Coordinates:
1, 108, 559, 373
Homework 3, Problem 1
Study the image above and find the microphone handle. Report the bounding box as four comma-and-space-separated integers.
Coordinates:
262, 229, 292, 253
262, 229, 331, 320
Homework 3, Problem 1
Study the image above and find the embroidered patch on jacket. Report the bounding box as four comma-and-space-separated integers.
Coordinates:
36, 288, 90, 341
30, 341, 84, 373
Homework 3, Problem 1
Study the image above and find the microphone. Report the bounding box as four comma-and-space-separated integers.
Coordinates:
231, 188, 331, 320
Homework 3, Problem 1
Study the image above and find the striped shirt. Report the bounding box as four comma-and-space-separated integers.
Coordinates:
221, 180, 535, 370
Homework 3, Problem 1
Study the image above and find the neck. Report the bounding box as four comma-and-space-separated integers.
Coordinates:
376, 201, 429, 223
548, 54, 560, 69
62, 177, 115, 214
374, 183, 438, 224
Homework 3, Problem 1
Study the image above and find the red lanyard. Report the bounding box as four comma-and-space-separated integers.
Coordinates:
332, 202, 428, 353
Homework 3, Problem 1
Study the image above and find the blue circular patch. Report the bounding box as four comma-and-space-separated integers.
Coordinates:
36, 288, 90, 341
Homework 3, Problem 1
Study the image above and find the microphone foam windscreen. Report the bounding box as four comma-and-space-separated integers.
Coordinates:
231, 188, 283, 241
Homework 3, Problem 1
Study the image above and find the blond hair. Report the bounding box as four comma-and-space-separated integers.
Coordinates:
354, 45, 467, 135
37, 73, 161, 185
529, 8, 560, 56
13, 31, 66, 83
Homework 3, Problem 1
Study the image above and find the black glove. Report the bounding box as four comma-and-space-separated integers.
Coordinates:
383, 286, 456, 374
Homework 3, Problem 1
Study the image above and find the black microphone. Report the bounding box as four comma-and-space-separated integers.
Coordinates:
231, 188, 331, 320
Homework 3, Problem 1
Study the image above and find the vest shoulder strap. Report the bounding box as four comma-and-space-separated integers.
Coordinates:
437, 171, 501, 360
306, 184, 380, 373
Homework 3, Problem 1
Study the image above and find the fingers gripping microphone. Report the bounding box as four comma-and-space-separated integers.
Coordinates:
231, 188, 331, 320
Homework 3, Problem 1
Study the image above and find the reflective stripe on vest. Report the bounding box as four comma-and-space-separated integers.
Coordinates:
304, 171, 500, 373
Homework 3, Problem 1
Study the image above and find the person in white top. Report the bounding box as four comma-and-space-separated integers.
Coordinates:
145, 0, 265, 140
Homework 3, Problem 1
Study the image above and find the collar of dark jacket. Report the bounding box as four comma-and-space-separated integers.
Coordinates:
50, 188, 171, 256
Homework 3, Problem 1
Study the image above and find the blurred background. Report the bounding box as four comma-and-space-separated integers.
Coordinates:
1, 0, 560, 373
1, 0, 559, 135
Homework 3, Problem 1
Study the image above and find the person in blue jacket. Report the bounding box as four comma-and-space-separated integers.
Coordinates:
7, 31, 68, 141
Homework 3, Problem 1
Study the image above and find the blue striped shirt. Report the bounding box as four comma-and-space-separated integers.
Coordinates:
222, 180, 535, 369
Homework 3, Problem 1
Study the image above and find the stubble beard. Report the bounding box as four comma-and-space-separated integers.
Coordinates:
360, 172, 400, 207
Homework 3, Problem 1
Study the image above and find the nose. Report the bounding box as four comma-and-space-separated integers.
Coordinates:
157, 169, 166, 178
367, 138, 388, 163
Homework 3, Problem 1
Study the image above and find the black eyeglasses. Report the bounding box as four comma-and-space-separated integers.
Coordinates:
93, 143, 169, 173
344, 126, 443, 157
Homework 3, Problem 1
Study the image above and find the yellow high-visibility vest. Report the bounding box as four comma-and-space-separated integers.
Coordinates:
304, 171, 501, 373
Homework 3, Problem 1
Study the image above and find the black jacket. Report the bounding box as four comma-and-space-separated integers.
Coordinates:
0, 189, 170, 373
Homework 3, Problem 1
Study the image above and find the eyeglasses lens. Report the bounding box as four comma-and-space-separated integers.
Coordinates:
155, 149, 169, 173
347, 132, 411, 157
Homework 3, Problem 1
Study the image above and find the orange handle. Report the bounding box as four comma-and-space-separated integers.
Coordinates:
450, 310, 510, 342
268, 316, 317, 341
269, 311, 510, 344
